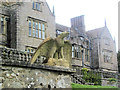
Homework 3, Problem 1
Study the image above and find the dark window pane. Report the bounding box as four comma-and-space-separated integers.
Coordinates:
1, 17, 4, 33
38, 3, 40, 10
29, 20, 31, 36
33, 2, 34, 9
36, 2, 38, 9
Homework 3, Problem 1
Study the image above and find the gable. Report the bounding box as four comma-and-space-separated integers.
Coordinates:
86, 27, 105, 39
100, 27, 114, 43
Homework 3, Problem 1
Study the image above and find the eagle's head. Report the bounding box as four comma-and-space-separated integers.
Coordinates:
58, 32, 69, 39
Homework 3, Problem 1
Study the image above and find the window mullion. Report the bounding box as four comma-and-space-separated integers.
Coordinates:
31, 19, 33, 36
45, 24, 46, 38
35, 21, 36, 37
5, 17, 7, 35
38, 22, 39, 38
41, 23, 43, 39
0, 15, 1, 33
3, 17, 6, 35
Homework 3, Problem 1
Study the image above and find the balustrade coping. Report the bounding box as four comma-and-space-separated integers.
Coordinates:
0, 47, 34, 54
1, 60, 76, 73
0, 47, 76, 73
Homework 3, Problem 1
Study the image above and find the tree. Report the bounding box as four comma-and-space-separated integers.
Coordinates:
117, 51, 120, 73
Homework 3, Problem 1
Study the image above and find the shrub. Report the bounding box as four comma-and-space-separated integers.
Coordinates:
81, 68, 101, 85
81, 68, 88, 72
108, 78, 117, 83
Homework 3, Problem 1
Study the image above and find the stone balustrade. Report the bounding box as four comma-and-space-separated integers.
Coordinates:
0, 47, 46, 64
0, 47, 75, 73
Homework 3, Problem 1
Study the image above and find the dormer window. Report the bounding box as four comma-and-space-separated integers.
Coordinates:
33, 2, 42, 11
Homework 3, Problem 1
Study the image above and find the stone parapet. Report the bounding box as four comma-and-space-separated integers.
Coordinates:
0, 47, 75, 73
0, 47, 75, 88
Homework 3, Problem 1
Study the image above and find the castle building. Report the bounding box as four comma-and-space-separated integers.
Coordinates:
0, 1, 56, 52
56, 16, 91, 70
87, 23, 118, 73
0, 3, 9, 47
70, 16, 91, 69
0, 1, 118, 73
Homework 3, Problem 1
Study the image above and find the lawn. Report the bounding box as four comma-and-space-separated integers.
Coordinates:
71, 83, 119, 90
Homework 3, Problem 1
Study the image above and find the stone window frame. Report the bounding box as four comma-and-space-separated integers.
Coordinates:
28, 19, 32, 36
25, 46, 37, 53
38, 22, 42, 38
72, 44, 82, 59
72, 45, 74, 58
85, 41, 90, 62
42, 23, 45, 39
85, 48, 89, 62
36, 22, 39, 38
0, 14, 8, 35
28, 17, 47, 40
102, 49, 113, 63
33, 21, 36, 37
32, 2, 42, 12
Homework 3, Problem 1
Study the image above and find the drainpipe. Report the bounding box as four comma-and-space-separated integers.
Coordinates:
89, 40, 92, 68
81, 45, 84, 67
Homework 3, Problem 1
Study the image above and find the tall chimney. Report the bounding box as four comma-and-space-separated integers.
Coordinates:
71, 15, 85, 34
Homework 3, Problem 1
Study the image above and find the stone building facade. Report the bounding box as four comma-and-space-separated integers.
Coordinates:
56, 16, 91, 70
0, 3, 9, 47
0, 47, 74, 88
0, 1, 118, 72
87, 24, 118, 73
0, 1, 119, 88
56, 16, 118, 73
0, 1, 56, 52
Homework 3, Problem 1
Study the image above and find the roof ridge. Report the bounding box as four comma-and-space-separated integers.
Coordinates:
56, 23, 70, 28
87, 26, 105, 32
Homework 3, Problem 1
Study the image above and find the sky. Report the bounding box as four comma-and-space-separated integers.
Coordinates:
46, 0, 119, 52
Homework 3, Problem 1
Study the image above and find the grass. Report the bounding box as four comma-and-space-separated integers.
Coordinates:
71, 83, 119, 90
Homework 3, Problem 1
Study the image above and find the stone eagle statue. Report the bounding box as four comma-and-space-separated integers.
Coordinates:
30, 32, 72, 68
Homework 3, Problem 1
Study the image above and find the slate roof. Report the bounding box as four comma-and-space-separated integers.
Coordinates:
86, 26, 106, 38
56, 23, 88, 39
56, 23, 70, 32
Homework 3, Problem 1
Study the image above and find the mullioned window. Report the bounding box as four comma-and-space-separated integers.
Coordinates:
28, 18, 46, 40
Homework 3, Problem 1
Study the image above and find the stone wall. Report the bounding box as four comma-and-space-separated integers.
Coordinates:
1, 66, 72, 88
118, 74, 120, 88
71, 66, 119, 87
15, 2, 56, 51
0, 3, 9, 47
0, 47, 75, 88
101, 79, 118, 87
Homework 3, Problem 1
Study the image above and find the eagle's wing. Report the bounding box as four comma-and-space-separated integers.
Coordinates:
30, 37, 55, 64
63, 41, 72, 68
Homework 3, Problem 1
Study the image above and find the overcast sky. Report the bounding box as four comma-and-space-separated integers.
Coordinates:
46, 0, 119, 52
